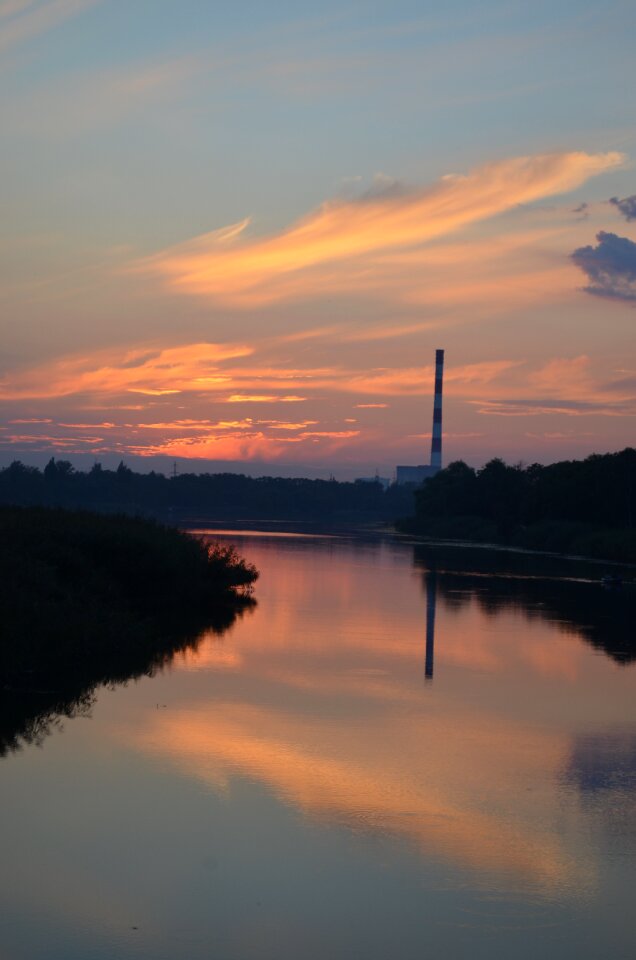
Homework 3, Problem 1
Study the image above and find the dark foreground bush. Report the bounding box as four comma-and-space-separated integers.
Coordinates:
0, 506, 258, 753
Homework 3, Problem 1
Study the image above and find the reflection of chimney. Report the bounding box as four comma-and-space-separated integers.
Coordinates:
430, 349, 444, 471
425, 570, 437, 681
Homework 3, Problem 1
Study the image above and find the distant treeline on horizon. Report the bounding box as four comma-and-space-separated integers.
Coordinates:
1, 449, 635, 553
0, 458, 415, 522
401, 447, 636, 563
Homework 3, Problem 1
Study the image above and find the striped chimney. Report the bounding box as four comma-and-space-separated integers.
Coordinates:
430, 349, 444, 471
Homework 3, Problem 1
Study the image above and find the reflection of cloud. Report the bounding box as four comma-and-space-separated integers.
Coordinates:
141, 152, 623, 306
108, 534, 636, 903
172, 637, 244, 673
135, 702, 588, 893
571, 231, 636, 302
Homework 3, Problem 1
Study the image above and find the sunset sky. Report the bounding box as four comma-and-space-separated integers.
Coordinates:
2, 0, 635, 478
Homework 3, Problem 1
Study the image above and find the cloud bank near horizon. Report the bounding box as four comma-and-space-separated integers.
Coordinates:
1, 339, 634, 465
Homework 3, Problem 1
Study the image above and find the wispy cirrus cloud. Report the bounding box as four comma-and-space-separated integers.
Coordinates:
0, 342, 252, 400
0, 0, 99, 55
470, 356, 636, 417
140, 152, 623, 307
0, 1, 38, 19
0, 342, 522, 404
5, 54, 200, 135
224, 394, 307, 404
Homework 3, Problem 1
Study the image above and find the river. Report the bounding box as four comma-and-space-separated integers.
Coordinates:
1, 528, 635, 959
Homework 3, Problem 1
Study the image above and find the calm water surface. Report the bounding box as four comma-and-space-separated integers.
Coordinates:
1, 530, 635, 959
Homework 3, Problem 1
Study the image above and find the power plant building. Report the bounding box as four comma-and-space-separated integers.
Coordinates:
396, 349, 444, 485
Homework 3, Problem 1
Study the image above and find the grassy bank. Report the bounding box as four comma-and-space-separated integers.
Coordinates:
397, 515, 636, 564
0, 506, 257, 751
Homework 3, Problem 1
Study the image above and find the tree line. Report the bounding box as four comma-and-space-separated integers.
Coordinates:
0, 459, 415, 522
403, 448, 636, 562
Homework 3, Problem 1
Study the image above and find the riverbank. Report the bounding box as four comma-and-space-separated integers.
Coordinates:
0, 505, 257, 695
397, 515, 636, 565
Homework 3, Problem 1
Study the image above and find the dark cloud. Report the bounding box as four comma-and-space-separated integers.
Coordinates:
601, 374, 636, 393
610, 194, 636, 222
571, 231, 636, 302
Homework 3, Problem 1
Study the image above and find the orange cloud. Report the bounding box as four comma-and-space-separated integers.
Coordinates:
135, 419, 254, 431
0, 433, 104, 446
127, 388, 182, 396
294, 430, 359, 439
468, 355, 636, 417
339, 360, 521, 395
58, 421, 116, 429
2, 337, 634, 465
266, 420, 319, 430
224, 394, 307, 403
127, 429, 360, 461
0, 342, 252, 401
140, 152, 623, 306
0, 345, 585, 412
8, 417, 53, 424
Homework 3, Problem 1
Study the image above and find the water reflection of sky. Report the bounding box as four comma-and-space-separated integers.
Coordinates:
1, 532, 635, 959
136, 535, 636, 893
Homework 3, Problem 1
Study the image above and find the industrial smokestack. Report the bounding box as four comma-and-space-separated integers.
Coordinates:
430, 349, 444, 471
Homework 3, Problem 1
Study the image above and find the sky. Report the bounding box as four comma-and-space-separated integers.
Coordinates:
1, 0, 635, 478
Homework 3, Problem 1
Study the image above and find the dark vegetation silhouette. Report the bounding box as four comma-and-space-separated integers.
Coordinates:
400, 448, 636, 562
413, 543, 636, 666
0, 460, 414, 523
0, 506, 257, 755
